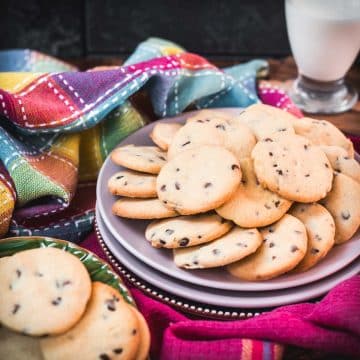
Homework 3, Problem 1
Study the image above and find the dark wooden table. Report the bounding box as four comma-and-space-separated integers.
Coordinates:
71, 56, 359, 136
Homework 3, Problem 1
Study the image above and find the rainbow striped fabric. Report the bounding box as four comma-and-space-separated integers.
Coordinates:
0, 38, 269, 240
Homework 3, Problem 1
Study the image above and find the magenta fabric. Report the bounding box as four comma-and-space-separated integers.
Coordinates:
82, 232, 360, 359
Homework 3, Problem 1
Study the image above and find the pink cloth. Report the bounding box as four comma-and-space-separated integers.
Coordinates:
82, 233, 360, 359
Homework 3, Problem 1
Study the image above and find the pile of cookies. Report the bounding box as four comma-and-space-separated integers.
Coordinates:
0, 247, 150, 360
109, 104, 360, 281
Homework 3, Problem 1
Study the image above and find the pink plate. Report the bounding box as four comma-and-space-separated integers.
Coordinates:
97, 108, 360, 292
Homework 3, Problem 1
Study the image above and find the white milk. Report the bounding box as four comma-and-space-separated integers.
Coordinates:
286, 0, 360, 81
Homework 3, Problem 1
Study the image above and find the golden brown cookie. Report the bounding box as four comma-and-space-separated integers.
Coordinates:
251, 134, 333, 202
290, 203, 335, 272
156, 145, 241, 215
320, 145, 360, 183
129, 307, 151, 360
216, 158, 292, 227
293, 117, 354, 157
108, 170, 157, 198
145, 213, 233, 248
0, 248, 91, 336
227, 214, 307, 280
150, 122, 182, 150
167, 117, 228, 159
320, 173, 360, 244
236, 103, 296, 140
173, 227, 262, 269
170, 112, 256, 160
111, 145, 167, 174
112, 198, 178, 219
40, 282, 141, 360
185, 109, 233, 124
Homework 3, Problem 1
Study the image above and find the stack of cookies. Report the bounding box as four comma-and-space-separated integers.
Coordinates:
109, 104, 360, 281
0, 247, 150, 360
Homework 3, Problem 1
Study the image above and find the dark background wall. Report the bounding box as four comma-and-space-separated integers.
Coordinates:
0, 0, 291, 60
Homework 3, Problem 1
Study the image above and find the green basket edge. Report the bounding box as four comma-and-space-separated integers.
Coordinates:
0, 236, 134, 306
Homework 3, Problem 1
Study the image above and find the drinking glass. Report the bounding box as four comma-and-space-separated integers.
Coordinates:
285, 0, 360, 114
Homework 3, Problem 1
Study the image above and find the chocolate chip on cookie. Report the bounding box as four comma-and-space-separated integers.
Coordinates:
108, 170, 157, 198
145, 213, 232, 248
217, 158, 292, 227
227, 214, 307, 280
251, 134, 333, 202
157, 145, 241, 215
174, 226, 262, 269
40, 282, 141, 360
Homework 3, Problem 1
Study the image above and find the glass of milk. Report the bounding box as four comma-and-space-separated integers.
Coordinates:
285, 0, 360, 114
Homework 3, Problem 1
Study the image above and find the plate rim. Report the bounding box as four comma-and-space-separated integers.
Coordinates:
97, 107, 360, 292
